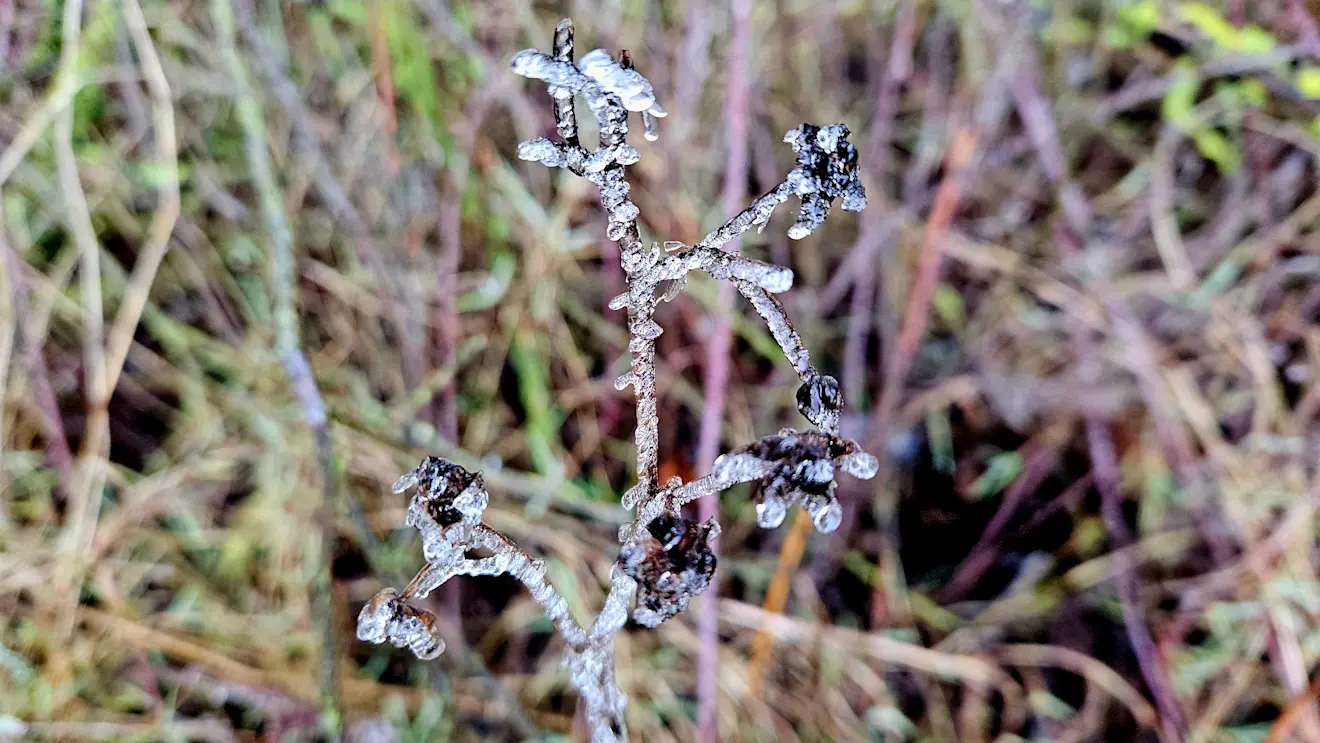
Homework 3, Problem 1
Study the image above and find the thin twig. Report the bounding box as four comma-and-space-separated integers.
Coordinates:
1071, 277, 1186, 742
104, 0, 182, 405
0, 215, 12, 475
868, 127, 976, 626
693, 1, 751, 739
0, 241, 76, 488
55, 0, 110, 624
367, 0, 400, 173
211, 0, 341, 733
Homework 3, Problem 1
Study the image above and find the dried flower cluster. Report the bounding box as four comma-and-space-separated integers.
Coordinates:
356, 19, 873, 741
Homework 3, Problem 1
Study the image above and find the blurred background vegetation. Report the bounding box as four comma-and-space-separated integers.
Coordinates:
4, 0, 1320, 741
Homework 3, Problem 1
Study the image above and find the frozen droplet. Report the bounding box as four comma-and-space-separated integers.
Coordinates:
811, 500, 843, 533
756, 498, 787, 529
621, 483, 645, 510
608, 292, 629, 310
392, 470, 420, 494
518, 138, 566, 167
839, 451, 878, 480
356, 588, 398, 643
636, 320, 663, 340
613, 201, 640, 223
757, 266, 793, 294
660, 276, 686, 302
642, 112, 659, 141
578, 48, 614, 77
796, 374, 842, 428
787, 223, 811, 240
510, 49, 543, 76
616, 145, 641, 165
623, 90, 654, 112
411, 626, 445, 660
614, 372, 635, 391
453, 486, 488, 522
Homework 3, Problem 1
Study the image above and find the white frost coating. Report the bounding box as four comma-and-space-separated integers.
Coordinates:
712, 451, 776, 486
355, 20, 870, 743
578, 48, 666, 117
736, 281, 813, 378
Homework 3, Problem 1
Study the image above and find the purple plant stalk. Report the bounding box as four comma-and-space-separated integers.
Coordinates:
355, 20, 873, 742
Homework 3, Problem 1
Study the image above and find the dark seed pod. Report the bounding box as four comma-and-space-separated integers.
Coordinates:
617, 515, 719, 627
796, 373, 843, 431
395, 456, 488, 528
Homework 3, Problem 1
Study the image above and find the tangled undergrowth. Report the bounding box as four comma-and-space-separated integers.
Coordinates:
4, 1, 1320, 742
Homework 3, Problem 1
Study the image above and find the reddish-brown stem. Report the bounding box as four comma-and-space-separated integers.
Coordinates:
694, 1, 752, 738
868, 127, 976, 626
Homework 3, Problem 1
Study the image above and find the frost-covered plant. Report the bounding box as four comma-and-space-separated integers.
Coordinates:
356, 20, 874, 741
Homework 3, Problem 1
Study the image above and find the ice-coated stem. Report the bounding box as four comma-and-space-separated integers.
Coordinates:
357, 20, 872, 743
696, 177, 800, 251
552, 20, 580, 147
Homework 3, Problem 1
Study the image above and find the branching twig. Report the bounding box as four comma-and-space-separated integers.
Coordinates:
355, 20, 872, 742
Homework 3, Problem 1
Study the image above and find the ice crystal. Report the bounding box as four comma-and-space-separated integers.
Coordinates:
355, 19, 869, 743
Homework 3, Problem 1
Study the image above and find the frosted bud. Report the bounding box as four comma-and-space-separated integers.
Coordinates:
617, 515, 718, 626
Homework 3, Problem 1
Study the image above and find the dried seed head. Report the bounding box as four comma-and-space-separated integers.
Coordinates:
397, 456, 488, 528
796, 373, 842, 432
356, 588, 446, 660
783, 124, 866, 240
617, 515, 719, 626
717, 430, 877, 533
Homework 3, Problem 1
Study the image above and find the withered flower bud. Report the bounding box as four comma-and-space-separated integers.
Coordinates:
395, 456, 488, 529
783, 124, 867, 240
715, 429, 878, 533
356, 588, 445, 660
617, 515, 719, 627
